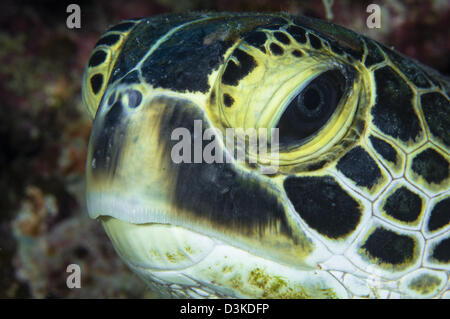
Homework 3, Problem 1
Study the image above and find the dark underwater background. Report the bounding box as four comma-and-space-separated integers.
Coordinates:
0, 0, 448, 298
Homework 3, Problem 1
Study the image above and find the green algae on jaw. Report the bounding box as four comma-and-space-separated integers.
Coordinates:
248, 268, 337, 299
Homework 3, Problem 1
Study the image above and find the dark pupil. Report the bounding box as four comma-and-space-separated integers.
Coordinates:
302, 87, 321, 111
277, 69, 346, 147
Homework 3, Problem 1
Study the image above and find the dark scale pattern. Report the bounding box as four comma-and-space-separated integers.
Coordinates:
223, 93, 234, 107
428, 198, 450, 232
140, 14, 290, 93
384, 46, 431, 88
96, 34, 121, 47
284, 175, 362, 239
329, 42, 344, 55
291, 15, 364, 61
243, 31, 267, 53
383, 187, 422, 223
141, 18, 236, 92
431, 237, 450, 263
369, 135, 398, 165
88, 50, 107, 67
222, 48, 257, 86
109, 14, 206, 84
273, 31, 290, 44
411, 148, 449, 185
90, 74, 103, 95
305, 160, 327, 171
364, 39, 385, 67
292, 50, 303, 58
308, 33, 322, 49
269, 43, 284, 56
371, 66, 422, 143
286, 25, 307, 44
361, 227, 415, 265
336, 146, 382, 189
420, 92, 450, 148
343, 48, 364, 62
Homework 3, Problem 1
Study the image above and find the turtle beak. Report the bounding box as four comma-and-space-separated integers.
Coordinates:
85, 94, 192, 223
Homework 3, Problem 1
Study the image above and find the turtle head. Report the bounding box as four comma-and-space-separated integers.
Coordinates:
82, 13, 450, 298
82, 13, 372, 298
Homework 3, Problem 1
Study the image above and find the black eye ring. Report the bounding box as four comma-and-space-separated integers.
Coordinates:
276, 69, 347, 147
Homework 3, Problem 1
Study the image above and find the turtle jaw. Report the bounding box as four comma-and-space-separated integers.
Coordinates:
98, 215, 347, 299
99, 216, 216, 271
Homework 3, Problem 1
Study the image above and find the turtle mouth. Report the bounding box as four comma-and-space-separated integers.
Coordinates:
99, 216, 216, 271
99, 214, 345, 299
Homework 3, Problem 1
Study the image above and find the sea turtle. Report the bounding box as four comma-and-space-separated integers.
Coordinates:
81, 13, 449, 298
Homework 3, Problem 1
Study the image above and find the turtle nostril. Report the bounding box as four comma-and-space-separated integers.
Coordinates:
126, 89, 143, 108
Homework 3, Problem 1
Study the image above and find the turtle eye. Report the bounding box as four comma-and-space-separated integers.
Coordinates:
277, 69, 346, 147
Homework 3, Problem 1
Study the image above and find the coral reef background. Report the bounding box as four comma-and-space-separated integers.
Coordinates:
0, 0, 448, 298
